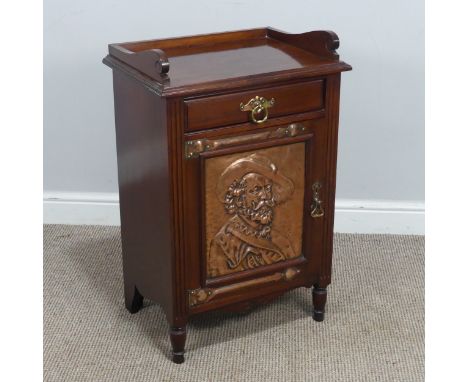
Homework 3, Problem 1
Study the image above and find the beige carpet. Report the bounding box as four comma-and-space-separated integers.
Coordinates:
44, 225, 424, 382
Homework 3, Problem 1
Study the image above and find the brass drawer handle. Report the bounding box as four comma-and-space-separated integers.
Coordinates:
310, 181, 325, 218
240, 96, 275, 124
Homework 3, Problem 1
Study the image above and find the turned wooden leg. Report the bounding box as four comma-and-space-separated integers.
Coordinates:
170, 326, 187, 364
312, 285, 327, 322
124, 283, 144, 314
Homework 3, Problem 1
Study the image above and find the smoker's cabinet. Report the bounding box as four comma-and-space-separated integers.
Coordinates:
103, 27, 351, 364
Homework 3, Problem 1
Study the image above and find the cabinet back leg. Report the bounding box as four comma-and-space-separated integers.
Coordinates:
170, 326, 187, 364
124, 283, 144, 314
312, 285, 327, 322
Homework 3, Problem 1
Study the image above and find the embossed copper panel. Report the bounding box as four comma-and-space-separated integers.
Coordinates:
205, 143, 305, 278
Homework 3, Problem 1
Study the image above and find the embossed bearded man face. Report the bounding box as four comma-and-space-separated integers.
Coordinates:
211, 154, 297, 276
224, 172, 276, 227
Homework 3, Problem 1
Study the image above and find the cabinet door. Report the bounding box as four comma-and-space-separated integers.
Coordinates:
182, 120, 328, 313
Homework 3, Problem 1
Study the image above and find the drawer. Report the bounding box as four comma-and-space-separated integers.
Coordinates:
184, 80, 324, 132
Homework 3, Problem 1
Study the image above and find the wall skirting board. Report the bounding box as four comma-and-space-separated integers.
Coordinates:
43, 192, 425, 235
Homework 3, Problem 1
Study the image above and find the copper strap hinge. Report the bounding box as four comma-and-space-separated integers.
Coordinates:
184, 123, 308, 159
188, 267, 301, 307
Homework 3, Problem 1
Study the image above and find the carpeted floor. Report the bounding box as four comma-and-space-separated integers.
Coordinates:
43, 225, 424, 382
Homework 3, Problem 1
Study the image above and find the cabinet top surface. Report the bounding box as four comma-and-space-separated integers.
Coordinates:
104, 28, 351, 96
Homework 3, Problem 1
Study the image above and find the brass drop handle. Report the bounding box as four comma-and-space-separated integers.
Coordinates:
240, 96, 275, 124
310, 182, 325, 218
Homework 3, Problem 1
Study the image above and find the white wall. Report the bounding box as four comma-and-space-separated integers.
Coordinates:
43, 0, 425, 233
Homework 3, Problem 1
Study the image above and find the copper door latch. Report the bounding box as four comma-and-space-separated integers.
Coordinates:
310, 181, 324, 218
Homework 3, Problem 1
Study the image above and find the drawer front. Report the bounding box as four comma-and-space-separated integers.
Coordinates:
182, 119, 329, 313
184, 80, 324, 132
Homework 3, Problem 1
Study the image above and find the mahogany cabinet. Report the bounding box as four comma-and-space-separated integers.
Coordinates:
103, 27, 351, 363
